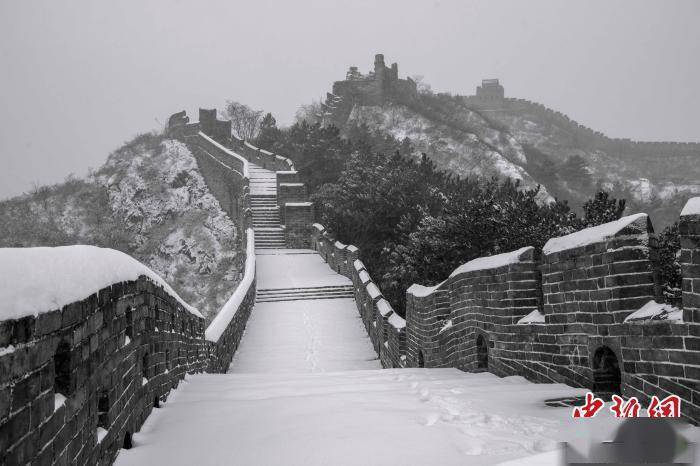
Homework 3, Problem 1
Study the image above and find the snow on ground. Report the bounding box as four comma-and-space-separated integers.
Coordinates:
229, 248, 377, 372
115, 369, 631, 466
254, 249, 352, 289
0, 245, 201, 320
228, 298, 379, 373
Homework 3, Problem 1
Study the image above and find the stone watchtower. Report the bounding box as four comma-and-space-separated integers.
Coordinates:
374, 54, 386, 82
476, 79, 505, 101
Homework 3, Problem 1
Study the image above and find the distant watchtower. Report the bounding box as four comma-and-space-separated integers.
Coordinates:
476, 79, 505, 101
331, 53, 417, 107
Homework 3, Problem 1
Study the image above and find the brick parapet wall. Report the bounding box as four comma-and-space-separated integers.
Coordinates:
405, 285, 450, 368
198, 109, 231, 145
310, 224, 406, 368
541, 215, 657, 327
0, 236, 257, 465
276, 171, 300, 195
182, 132, 251, 231
205, 230, 257, 373
0, 277, 211, 465
229, 135, 295, 172
680, 210, 700, 322
403, 207, 700, 424
277, 183, 307, 225
284, 203, 314, 249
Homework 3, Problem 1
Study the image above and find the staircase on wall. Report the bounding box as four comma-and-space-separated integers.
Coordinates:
249, 162, 285, 249
256, 284, 355, 303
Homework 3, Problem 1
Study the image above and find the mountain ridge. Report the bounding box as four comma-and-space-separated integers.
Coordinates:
319, 54, 700, 228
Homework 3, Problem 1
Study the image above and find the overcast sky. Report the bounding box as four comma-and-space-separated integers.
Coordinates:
1, 0, 698, 199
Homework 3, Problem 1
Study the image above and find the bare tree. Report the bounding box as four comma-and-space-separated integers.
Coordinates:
223, 100, 263, 140
411, 75, 432, 94
294, 100, 324, 125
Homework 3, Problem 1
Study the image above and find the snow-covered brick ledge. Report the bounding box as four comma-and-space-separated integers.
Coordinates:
543, 213, 648, 255
681, 197, 700, 217
407, 281, 445, 298
517, 309, 545, 325
0, 245, 201, 320
229, 131, 295, 171
449, 247, 534, 277
407, 247, 533, 299
0, 245, 211, 465
309, 223, 403, 368
206, 228, 256, 343
624, 300, 683, 323
198, 132, 249, 179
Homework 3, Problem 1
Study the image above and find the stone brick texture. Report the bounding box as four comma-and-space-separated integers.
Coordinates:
182, 133, 251, 231
285, 203, 314, 249
229, 136, 295, 172
277, 183, 307, 225
311, 225, 406, 369
400, 209, 700, 424
0, 275, 249, 465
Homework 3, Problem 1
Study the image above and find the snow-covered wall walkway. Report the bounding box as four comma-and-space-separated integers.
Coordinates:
229, 250, 379, 373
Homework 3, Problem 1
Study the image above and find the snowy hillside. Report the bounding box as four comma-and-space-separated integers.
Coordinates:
0, 134, 241, 321
333, 91, 698, 227
347, 104, 552, 204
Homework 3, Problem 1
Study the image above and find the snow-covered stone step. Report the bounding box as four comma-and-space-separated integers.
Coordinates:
258, 285, 354, 293
251, 210, 279, 214
256, 293, 354, 303
258, 285, 353, 294
255, 285, 354, 302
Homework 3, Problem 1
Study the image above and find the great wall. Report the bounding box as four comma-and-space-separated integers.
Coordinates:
1, 105, 700, 464
322, 54, 700, 164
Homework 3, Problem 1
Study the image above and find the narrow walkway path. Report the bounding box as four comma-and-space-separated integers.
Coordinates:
229, 249, 378, 373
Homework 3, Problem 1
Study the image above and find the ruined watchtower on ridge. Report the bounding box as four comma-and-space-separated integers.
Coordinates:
329, 54, 418, 107
321, 54, 418, 126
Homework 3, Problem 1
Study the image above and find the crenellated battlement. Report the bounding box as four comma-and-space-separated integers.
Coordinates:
311, 198, 700, 424
0, 237, 256, 465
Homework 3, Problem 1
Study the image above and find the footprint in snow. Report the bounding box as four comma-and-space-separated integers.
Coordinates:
423, 412, 440, 426
419, 388, 431, 402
